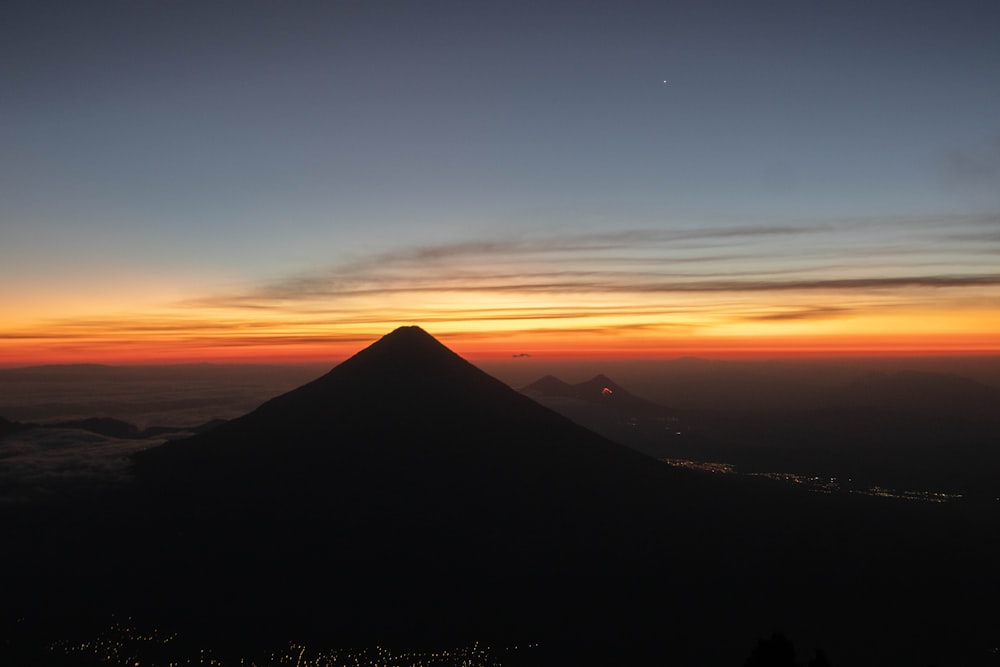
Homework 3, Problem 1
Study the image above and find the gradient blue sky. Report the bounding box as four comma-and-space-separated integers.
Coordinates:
3, 1, 999, 363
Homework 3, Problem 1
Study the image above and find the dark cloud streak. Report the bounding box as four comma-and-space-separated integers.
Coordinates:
200, 273, 1000, 306
742, 307, 852, 322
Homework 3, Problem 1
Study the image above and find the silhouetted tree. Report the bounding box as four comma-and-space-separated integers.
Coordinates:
744, 632, 798, 667
807, 648, 831, 667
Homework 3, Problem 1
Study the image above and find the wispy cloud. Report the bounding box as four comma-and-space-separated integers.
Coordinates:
225, 226, 824, 304
190, 221, 1000, 308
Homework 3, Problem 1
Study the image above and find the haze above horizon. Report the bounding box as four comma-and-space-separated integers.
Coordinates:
3, 1, 999, 365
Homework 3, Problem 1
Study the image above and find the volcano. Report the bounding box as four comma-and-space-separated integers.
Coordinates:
127, 326, 706, 654
136, 326, 666, 491
522, 372, 672, 417
134, 326, 682, 532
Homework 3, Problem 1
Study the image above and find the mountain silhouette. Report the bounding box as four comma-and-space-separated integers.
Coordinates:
523, 372, 669, 417
835, 370, 1000, 420
522, 372, 686, 459
135, 327, 674, 507
127, 327, 711, 656
519, 373, 574, 396
0, 415, 30, 439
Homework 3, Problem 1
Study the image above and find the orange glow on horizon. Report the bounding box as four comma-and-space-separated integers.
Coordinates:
3, 326, 999, 367
3, 280, 999, 366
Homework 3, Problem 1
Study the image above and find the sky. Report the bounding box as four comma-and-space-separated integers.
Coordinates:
2, 0, 999, 365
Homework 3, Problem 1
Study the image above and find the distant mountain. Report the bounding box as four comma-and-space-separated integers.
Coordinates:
49, 417, 141, 439
0, 363, 115, 375
0, 415, 30, 439
47, 417, 224, 439
520, 373, 573, 396
521, 373, 685, 458
0, 415, 226, 442
833, 370, 1000, 420
606, 357, 1000, 415
523, 372, 667, 416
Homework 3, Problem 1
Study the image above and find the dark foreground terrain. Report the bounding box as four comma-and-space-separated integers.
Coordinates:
3, 328, 999, 666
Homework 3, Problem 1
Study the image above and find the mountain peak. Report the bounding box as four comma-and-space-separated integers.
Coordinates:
381, 324, 437, 343
586, 373, 617, 387
522, 375, 574, 396
370, 325, 455, 354
578, 374, 627, 396
355, 325, 451, 359
316, 325, 477, 389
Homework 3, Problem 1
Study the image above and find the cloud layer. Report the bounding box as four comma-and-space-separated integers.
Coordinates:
3, 215, 999, 360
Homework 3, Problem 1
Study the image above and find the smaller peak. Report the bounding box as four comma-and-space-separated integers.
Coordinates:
579, 374, 620, 390
522, 375, 573, 395
576, 374, 630, 399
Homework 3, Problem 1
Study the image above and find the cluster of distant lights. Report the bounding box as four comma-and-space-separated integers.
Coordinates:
49, 620, 178, 666
49, 621, 538, 667
661, 458, 966, 503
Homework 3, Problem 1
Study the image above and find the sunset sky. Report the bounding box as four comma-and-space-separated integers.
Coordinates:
3, 0, 999, 365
